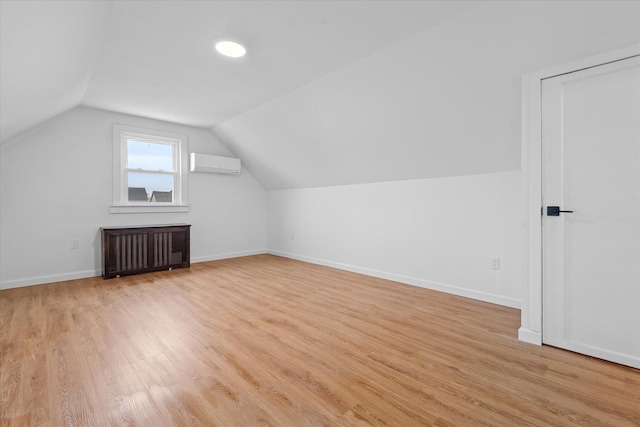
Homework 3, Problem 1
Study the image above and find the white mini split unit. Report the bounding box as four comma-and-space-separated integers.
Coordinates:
190, 153, 241, 175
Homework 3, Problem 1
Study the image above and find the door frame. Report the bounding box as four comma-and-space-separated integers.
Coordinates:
519, 44, 640, 346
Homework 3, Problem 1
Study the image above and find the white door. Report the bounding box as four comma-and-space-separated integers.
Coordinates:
542, 55, 640, 369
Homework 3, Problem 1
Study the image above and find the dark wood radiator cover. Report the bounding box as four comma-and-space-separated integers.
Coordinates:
101, 224, 191, 279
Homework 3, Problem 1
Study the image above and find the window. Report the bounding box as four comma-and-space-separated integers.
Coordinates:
111, 125, 188, 213
126, 137, 176, 203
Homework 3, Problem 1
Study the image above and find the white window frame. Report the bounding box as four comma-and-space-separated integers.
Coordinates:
110, 124, 189, 214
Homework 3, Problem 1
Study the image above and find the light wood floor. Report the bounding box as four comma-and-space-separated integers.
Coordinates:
1, 255, 638, 426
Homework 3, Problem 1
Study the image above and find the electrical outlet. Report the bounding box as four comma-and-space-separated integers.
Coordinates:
70, 239, 80, 249
491, 256, 501, 270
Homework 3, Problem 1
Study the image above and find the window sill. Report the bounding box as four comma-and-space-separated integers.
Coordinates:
109, 205, 190, 214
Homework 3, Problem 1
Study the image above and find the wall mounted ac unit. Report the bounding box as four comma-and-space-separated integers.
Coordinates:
190, 153, 241, 175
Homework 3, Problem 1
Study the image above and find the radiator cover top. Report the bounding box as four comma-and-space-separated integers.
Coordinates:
101, 224, 191, 279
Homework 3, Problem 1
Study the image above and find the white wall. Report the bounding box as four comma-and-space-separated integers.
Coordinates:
268, 171, 521, 308
222, 0, 639, 310
0, 106, 267, 289
4, 1, 639, 311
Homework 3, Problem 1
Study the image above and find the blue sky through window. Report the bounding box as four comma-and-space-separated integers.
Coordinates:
127, 139, 173, 171
127, 139, 174, 201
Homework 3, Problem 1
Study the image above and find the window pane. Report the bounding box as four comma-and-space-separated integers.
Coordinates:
127, 172, 173, 203
127, 139, 173, 171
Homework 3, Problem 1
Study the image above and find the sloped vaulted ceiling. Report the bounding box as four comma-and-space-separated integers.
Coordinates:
82, 0, 482, 128
1, 0, 480, 144
213, 1, 640, 189
0, 0, 113, 142
2, 1, 639, 190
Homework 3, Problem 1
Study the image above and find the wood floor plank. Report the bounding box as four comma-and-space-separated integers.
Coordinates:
1, 254, 638, 426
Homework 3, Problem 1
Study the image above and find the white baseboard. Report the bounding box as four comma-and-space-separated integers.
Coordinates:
1, 269, 102, 290
518, 327, 542, 345
268, 250, 521, 309
3, 250, 521, 312
191, 249, 267, 264
1, 249, 268, 290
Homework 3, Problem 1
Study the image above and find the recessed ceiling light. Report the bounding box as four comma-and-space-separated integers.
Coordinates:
215, 41, 246, 58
